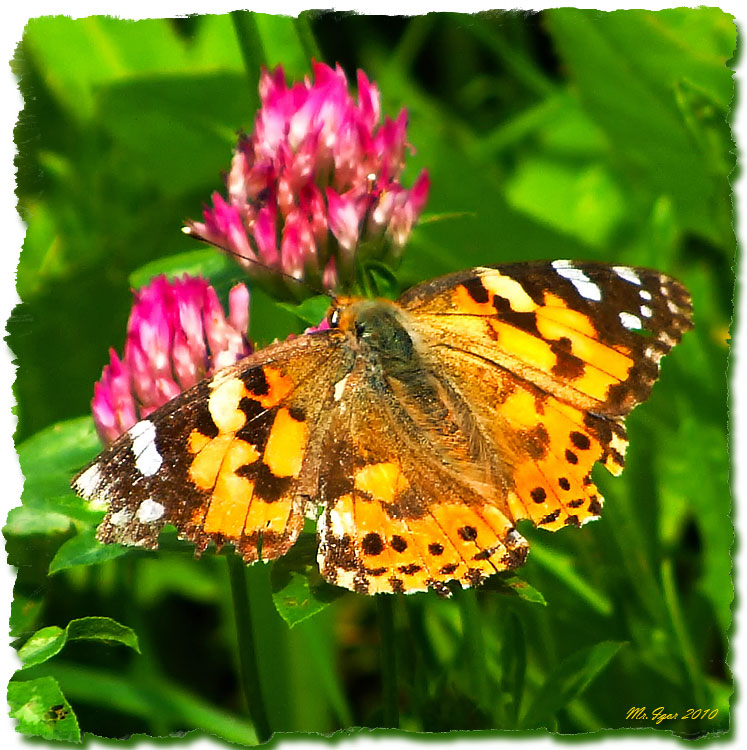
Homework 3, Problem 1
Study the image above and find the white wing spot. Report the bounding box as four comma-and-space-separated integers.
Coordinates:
110, 508, 133, 526
639, 289, 652, 301
619, 311, 643, 330
74, 464, 102, 497
136, 498, 165, 524
640, 305, 653, 318
129, 420, 163, 477
612, 266, 642, 285
551, 260, 602, 302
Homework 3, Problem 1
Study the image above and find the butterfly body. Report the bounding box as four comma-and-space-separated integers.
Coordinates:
73, 261, 692, 595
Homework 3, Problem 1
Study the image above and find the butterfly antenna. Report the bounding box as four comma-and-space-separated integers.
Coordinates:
182, 226, 339, 305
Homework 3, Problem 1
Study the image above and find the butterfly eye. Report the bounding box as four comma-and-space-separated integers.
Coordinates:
329, 307, 342, 328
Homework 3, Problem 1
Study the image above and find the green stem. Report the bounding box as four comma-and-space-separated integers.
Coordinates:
227, 555, 272, 743
467, 17, 555, 98
376, 595, 399, 728
295, 12, 322, 62
458, 589, 489, 711
231, 10, 266, 102
661, 558, 708, 707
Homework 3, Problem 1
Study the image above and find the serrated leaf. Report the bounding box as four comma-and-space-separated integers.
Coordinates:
66, 616, 140, 653
18, 626, 67, 668
481, 572, 547, 606
18, 617, 140, 670
520, 640, 625, 729
8, 676, 80, 742
271, 534, 345, 627
48, 528, 131, 575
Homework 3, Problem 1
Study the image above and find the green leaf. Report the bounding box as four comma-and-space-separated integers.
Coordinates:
545, 7, 736, 242
97, 72, 255, 195
10, 594, 44, 639
4, 506, 73, 537
481, 572, 547, 606
48, 528, 131, 574
18, 617, 140, 669
128, 247, 237, 290
22, 17, 189, 120
505, 157, 626, 248
520, 641, 625, 729
18, 416, 101, 510
18, 626, 67, 668
8, 676, 80, 742
270, 534, 345, 627
66, 616, 141, 653
278, 295, 332, 326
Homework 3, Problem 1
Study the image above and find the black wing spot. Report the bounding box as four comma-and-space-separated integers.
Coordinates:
390, 535, 408, 552
362, 532, 384, 556
463, 278, 490, 304
458, 525, 478, 541
530, 487, 547, 504
565, 449, 579, 465
428, 542, 444, 556
570, 431, 591, 450
539, 509, 561, 525
243, 367, 269, 396
558, 477, 571, 491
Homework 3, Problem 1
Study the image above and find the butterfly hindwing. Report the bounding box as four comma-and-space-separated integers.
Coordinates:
316, 372, 529, 595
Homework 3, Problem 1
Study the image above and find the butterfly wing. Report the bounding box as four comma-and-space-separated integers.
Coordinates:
73, 332, 350, 563
398, 261, 693, 530
316, 363, 529, 595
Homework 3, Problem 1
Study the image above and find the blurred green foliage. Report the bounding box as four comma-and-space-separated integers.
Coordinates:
6, 9, 734, 742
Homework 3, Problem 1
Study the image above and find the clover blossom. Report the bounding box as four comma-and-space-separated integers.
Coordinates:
92, 275, 251, 443
185, 62, 430, 295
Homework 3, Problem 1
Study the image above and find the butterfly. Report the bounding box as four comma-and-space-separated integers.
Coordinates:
72, 260, 693, 595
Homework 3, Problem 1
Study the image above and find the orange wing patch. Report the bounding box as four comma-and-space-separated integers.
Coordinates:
318, 450, 529, 595
184, 367, 312, 563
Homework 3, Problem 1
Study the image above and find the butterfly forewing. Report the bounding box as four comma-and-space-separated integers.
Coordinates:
73, 332, 350, 562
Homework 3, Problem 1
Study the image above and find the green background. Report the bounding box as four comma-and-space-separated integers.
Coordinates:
6, 9, 735, 742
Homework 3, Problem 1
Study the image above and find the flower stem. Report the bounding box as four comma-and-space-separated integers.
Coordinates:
458, 588, 489, 711
376, 595, 399, 728
230, 10, 267, 103
227, 554, 272, 743
295, 12, 322, 62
